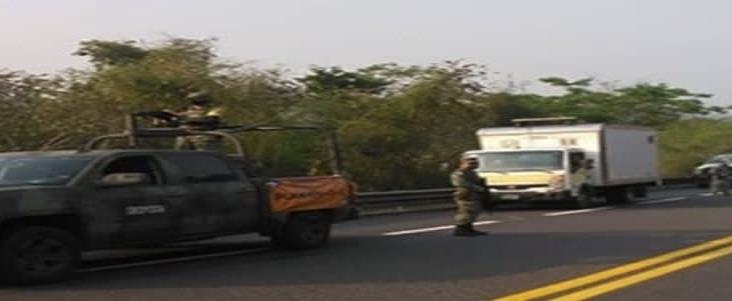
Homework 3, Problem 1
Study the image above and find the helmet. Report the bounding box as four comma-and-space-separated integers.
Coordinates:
186, 91, 213, 106
461, 153, 478, 161
460, 154, 479, 167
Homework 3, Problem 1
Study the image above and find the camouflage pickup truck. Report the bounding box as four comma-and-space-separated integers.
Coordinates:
0, 115, 358, 284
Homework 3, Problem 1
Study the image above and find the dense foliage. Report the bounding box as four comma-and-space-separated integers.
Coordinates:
1, 38, 728, 189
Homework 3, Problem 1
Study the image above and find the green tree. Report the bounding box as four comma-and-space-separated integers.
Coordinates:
659, 118, 732, 176
538, 77, 726, 126
74, 40, 148, 68
298, 66, 392, 95
40, 38, 298, 151
5, 37, 728, 188
0, 70, 63, 151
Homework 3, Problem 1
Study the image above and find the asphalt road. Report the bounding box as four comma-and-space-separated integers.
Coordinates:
3, 187, 732, 301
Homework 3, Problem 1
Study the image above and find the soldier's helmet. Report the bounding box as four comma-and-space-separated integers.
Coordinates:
461, 154, 479, 161
186, 91, 213, 106
460, 154, 480, 167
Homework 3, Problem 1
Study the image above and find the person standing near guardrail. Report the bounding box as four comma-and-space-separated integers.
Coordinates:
450, 156, 489, 237
710, 164, 731, 196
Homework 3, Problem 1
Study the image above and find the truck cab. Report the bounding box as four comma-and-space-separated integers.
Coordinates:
466, 148, 592, 203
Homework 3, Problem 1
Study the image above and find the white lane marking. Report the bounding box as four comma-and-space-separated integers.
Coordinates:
699, 193, 714, 197
543, 207, 612, 217
638, 196, 687, 205
78, 248, 270, 273
382, 220, 501, 236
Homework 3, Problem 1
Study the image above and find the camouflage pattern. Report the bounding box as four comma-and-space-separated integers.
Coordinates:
174, 105, 224, 151
175, 135, 224, 152
450, 169, 488, 224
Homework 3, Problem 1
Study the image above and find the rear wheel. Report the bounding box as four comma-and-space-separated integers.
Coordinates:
271, 212, 331, 250
633, 186, 648, 198
606, 186, 636, 204
0, 227, 80, 284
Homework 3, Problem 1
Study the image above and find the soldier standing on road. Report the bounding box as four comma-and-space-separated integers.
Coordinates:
710, 164, 731, 196
450, 156, 489, 237
174, 91, 225, 152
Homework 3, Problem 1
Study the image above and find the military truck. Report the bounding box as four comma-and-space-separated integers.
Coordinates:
0, 113, 358, 284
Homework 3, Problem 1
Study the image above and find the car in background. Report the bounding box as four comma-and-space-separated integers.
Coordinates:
693, 154, 732, 187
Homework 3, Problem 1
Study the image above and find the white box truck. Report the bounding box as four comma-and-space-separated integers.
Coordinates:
465, 118, 660, 207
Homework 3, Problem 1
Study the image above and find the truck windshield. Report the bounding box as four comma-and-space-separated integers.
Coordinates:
475, 151, 564, 172
0, 156, 93, 186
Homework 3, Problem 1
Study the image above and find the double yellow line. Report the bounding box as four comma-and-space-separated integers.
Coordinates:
494, 234, 732, 301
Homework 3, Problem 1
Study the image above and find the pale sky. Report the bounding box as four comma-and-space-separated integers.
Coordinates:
1, 0, 730, 105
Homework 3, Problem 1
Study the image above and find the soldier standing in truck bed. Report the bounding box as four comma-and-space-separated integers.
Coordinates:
174, 91, 224, 152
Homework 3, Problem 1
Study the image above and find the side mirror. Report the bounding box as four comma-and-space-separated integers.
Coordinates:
98, 173, 150, 187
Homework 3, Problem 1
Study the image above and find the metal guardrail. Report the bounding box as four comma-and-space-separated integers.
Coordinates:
356, 188, 454, 205
355, 177, 695, 208
661, 177, 695, 186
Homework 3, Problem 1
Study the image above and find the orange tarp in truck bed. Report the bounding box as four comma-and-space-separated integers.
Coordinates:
269, 176, 354, 213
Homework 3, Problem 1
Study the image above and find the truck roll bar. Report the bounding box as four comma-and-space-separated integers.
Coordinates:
82, 129, 245, 156
81, 112, 344, 175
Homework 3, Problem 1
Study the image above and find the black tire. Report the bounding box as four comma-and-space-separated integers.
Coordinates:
633, 186, 648, 198
0, 227, 80, 284
271, 212, 331, 250
607, 186, 636, 204
696, 180, 709, 189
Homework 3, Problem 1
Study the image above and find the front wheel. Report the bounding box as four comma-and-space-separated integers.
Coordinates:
0, 227, 81, 284
271, 212, 331, 250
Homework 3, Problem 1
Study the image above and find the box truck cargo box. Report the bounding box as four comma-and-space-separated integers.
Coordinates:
467, 121, 659, 206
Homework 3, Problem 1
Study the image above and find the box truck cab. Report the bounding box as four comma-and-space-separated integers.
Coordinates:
466, 147, 590, 204
468, 118, 660, 207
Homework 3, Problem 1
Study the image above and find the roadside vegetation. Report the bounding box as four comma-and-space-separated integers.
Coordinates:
1, 38, 729, 189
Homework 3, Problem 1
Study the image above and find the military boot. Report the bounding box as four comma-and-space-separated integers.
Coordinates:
453, 224, 473, 237
452, 224, 470, 236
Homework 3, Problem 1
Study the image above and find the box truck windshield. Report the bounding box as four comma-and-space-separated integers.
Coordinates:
476, 150, 564, 172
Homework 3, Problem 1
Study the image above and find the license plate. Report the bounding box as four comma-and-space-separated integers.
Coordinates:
500, 194, 520, 200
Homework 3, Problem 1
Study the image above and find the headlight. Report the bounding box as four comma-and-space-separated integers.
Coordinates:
548, 175, 565, 189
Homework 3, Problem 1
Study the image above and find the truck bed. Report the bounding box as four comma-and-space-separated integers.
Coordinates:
268, 175, 355, 213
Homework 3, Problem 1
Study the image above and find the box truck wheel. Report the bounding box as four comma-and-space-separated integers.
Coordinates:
607, 186, 636, 204
632, 186, 648, 198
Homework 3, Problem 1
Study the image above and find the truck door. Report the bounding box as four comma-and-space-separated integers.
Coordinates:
569, 151, 588, 192
162, 153, 260, 235
93, 155, 175, 243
